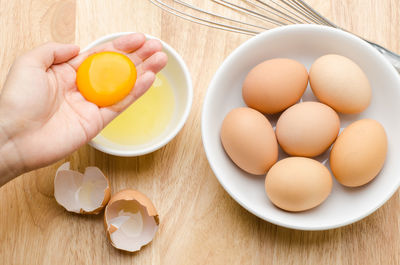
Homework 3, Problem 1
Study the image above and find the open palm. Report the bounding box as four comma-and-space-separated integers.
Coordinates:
0, 33, 167, 173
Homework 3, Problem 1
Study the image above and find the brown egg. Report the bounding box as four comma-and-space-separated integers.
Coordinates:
220, 107, 278, 175
276, 101, 340, 157
309, 54, 372, 114
265, 157, 332, 212
330, 119, 387, 187
242, 58, 308, 114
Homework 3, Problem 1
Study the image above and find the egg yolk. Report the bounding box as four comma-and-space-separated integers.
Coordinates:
76, 51, 137, 107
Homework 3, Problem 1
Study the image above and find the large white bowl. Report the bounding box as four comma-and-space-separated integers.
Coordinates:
85, 32, 193, 157
202, 24, 400, 230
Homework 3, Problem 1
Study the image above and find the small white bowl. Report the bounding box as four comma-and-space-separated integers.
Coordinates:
84, 32, 193, 157
202, 24, 400, 230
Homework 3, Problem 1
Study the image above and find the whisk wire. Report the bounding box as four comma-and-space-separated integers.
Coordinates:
243, 0, 302, 24
152, 0, 338, 34
265, 0, 311, 24
150, 0, 332, 35
213, 0, 286, 27
150, 0, 400, 74
175, 0, 268, 30
290, 0, 329, 25
282, 0, 324, 25
295, 0, 337, 27
150, 0, 260, 35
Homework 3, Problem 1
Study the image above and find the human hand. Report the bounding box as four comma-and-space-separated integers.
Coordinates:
0, 33, 167, 185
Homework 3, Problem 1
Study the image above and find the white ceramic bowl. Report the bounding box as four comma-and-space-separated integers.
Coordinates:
202, 24, 400, 230
85, 32, 193, 156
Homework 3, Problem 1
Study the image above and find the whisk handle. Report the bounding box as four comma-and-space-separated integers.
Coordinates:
367, 41, 400, 74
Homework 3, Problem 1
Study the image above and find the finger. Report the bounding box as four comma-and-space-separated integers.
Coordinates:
136, 51, 168, 75
100, 71, 156, 124
126, 39, 163, 66
18, 42, 80, 69
130, 72, 156, 102
113, 33, 146, 53
68, 33, 146, 70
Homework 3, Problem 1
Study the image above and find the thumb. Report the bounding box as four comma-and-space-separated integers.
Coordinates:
19, 42, 80, 69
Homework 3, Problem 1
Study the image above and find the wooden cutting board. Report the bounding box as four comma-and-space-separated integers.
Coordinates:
0, 0, 399, 264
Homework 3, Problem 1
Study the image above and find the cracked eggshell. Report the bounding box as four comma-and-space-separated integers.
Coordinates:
54, 162, 111, 214
104, 189, 159, 252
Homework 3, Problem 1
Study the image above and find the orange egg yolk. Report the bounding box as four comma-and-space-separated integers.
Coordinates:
76, 51, 137, 107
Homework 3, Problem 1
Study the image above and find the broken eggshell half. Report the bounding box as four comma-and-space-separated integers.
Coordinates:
104, 189, 159, 252
54, 162, 111, 214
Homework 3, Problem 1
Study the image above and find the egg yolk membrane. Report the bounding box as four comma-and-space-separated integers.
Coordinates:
76, 51, 137, 107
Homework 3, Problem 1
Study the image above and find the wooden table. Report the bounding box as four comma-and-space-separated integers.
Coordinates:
0, 0, 399, 264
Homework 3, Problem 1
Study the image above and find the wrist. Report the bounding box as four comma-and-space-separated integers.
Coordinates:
0, 119, 25, 186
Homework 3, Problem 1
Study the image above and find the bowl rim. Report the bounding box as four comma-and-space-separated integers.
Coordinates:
201, 24, 400, 230
84, 32, 193, 157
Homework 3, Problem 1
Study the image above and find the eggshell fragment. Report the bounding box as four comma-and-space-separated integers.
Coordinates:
330, 119, 387, 187
104, 189, 159, 252
265, 157, 332, 212
242, 58, 308, 114
54, 162, 111, 214
220, 107, 278, 175
276, 102, 340, 157
309, 54, 372, 114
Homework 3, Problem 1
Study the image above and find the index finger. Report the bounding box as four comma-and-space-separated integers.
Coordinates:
67, 33, 146, 70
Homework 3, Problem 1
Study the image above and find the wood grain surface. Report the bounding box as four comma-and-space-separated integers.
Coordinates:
0, 0, 399, 264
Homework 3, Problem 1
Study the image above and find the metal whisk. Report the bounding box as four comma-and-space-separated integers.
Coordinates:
150, 0, 400, 73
